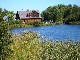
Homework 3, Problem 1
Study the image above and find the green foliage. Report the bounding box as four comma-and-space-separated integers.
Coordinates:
0, 8, 3, 22
7, 31, 80, 60
7, 31, 42, 60
7, 20, 25, 29
0, 21, 12, 60
8, 20, 22, 25
41, 41, 80, 60
55, 21, 63, 25
0, 8, 14, 22
69, 21, 80, 25
30, 22, 42, 27
41, 4, 80, 24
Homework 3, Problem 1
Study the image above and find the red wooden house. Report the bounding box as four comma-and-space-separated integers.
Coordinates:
16, 10, 42, 23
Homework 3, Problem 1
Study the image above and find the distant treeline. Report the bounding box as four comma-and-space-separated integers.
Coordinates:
41, 4, 80, 24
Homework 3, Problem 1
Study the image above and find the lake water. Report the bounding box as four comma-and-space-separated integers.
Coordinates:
11, 25, 80, 41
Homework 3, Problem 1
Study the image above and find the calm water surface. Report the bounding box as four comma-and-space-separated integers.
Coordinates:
11, 25, 80, 41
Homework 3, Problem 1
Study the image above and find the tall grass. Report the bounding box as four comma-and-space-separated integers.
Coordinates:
7, 31, 80, 60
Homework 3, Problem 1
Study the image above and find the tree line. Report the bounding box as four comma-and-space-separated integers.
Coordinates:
41, 4, 80, 24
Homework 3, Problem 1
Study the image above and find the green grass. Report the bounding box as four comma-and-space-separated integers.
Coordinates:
9, 24, 33, 29
8, 20, 80, 30
69, 21, 80, 25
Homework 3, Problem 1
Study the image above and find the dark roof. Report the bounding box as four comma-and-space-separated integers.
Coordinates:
17, 10, 42, 19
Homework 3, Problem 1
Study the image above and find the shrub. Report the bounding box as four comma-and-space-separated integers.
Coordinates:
30, 22, 41, 27
0, 21, 12, 60
7, 31, 80, 60
55, 21, 63, 25
8, 20, 22, 25
7, 31, 42, 60
69, 21, 80, 25
41, 41, 80, 60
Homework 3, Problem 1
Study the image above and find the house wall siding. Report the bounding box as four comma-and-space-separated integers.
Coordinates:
22, 18, 41, 23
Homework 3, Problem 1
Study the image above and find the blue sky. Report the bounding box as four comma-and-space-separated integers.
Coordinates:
0, 0, 80, 13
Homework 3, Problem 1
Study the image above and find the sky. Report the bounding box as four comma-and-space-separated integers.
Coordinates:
0, 0, 80, 13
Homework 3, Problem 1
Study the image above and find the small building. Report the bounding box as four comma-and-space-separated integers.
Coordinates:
3, 15, 8, 21
15, 10, 42, 23
3, 14, 16, 21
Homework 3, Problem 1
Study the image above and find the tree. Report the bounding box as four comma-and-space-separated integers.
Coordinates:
0, 10, 13, 59
41, 10, 49, 21
41, 4, 80, 24
0, 8, 3, 22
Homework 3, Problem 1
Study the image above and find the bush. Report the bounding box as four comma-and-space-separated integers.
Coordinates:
0, 21, 12, 60
30, 22, 41, 27
41, 41, 80, 60
7, 31, 42, 60
69, 21, 80, 25
55, 21, 63, 25
7, 31, 80, 60
8, 20, 22, 25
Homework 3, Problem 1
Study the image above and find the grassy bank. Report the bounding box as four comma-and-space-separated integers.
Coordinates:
8, 20, 80, 29
7, 31, 80, 60
9, 21, 63, 29
9, 24, 33, 29
69, 21, 80, 25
